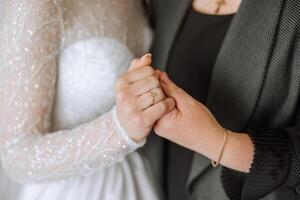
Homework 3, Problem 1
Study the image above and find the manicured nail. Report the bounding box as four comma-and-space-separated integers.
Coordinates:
141, 53, 152, 60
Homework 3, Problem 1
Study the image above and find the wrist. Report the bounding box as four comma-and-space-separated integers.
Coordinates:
112, 106, 146, 148
217, 130, 254, 172
194, 125, 225, 162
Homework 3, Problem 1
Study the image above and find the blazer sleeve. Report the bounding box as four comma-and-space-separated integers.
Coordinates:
221, 119, 300, 200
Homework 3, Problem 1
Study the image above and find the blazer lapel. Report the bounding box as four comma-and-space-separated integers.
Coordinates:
145, 0, 191, 187
151, 0, 191, 69
188, 0, 285, 187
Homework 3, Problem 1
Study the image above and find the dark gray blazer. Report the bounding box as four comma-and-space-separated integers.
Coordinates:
142, 0, 300, 199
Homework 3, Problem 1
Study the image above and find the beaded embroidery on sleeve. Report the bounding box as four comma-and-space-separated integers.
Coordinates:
0, 0, 148, 183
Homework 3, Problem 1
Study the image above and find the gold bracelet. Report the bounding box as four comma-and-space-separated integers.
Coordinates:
211, 129, 229, 167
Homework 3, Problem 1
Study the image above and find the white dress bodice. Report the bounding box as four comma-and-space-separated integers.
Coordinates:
53, 37, 132, 131
0, 0, 159, 199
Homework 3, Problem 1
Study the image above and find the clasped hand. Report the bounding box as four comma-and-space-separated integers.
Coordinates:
116, 54, 254, 172
116, 54, 223, 151
115, 54, 175, 142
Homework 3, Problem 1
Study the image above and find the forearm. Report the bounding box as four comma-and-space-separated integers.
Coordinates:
194, 129, 254, 173
1, 108, 143, 184
220, 131, 254, 172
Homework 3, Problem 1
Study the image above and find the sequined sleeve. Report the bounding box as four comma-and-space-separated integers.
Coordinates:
0, 0, 144, 183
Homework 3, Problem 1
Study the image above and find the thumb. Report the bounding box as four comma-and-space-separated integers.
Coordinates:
160, 72, 190, 101
128, 53, 152, 71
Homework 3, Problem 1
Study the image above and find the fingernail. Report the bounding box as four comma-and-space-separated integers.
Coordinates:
141, 53, 152, 60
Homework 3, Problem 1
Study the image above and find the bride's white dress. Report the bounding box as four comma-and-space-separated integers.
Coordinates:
0, 0, 160, 199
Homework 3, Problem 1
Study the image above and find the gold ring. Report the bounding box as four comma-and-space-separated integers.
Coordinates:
150, 90, 157, 105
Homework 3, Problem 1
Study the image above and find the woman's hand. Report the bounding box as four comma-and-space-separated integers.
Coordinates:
155, 72, 254, 172
115, 55, 176, 143
154, 71, 224, 155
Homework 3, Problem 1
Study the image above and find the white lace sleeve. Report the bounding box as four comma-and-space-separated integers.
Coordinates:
0, 0, 144, 184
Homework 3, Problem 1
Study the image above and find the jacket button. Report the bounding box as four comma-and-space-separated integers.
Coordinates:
295, 185, 300, 195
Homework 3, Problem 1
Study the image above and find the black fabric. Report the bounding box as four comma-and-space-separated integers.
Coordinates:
221, 129, 292, 200
145, 0, 300, 199
243, 129, 291, 200
220, 0, 300, 199
221, 167, 246, 200
165, 9, 233, 200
